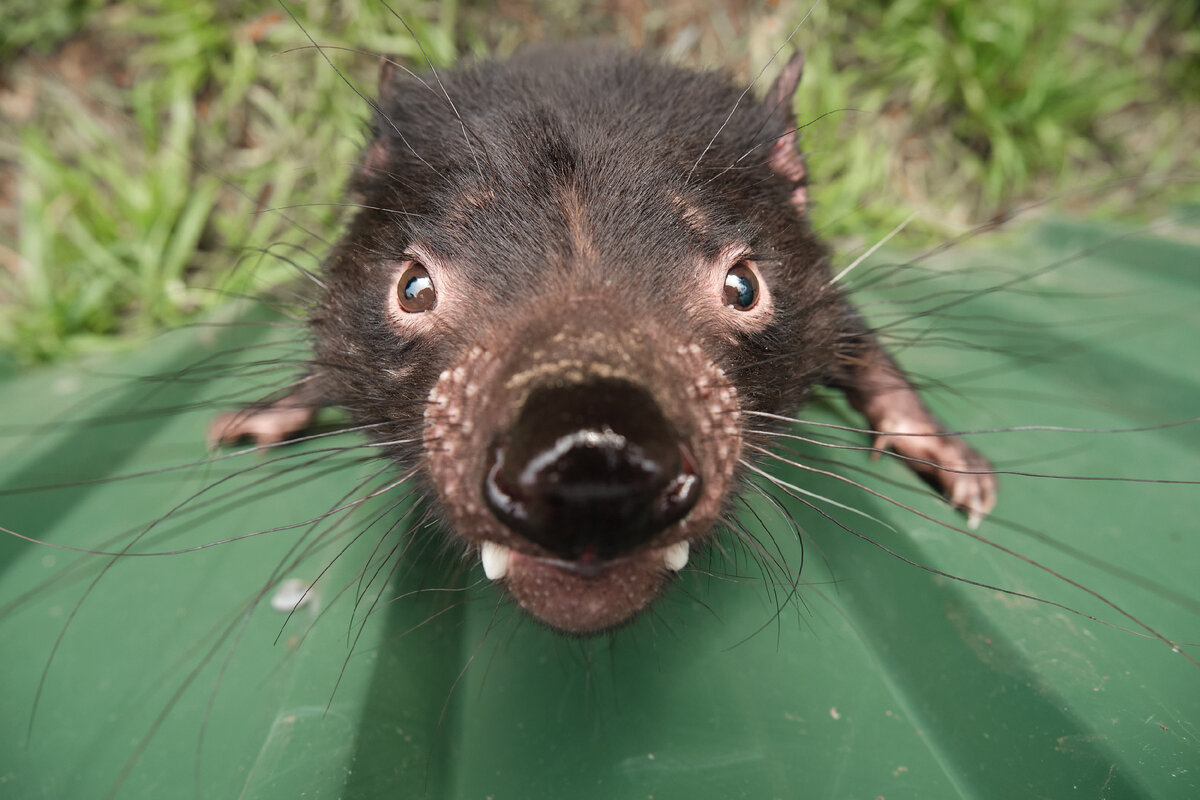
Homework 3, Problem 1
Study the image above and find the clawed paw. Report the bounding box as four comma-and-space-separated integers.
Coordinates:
874, 424, 997, 528
206, 404, 316, 450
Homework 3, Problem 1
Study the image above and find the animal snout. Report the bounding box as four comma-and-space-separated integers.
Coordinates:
482, 378, 701, 564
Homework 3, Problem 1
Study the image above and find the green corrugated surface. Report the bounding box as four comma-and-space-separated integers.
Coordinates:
1, 218, 1197, 799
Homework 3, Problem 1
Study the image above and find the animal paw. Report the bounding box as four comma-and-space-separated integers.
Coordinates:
206, 403, 315, 450
873, 420, 997, 528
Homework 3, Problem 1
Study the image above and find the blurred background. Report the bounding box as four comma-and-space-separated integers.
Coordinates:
0, 0, 1196, 364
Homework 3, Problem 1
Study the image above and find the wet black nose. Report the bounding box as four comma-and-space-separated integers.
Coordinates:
483, 379, 701, 562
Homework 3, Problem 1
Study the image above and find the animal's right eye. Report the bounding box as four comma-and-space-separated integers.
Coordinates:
397, 262, 437, 313
723, 262, 760, 311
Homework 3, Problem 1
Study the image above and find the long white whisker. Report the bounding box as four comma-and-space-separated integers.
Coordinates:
749, 427, 1200, 485
744, 409, 1200, 438
685, 0, 823, 183
829, 212, 916, 285
749, 446, 1199, 661
740, 460, 897, 533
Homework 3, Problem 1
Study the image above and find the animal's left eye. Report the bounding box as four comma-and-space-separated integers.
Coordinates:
723, 262, 760, 311
397, 262, 437, 313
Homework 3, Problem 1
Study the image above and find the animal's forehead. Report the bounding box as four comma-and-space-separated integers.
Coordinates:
372, 52, 782, 285
414, 167, 734, 288
411, 115, 751, 263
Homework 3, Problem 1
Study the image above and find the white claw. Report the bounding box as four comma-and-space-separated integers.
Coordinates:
480, 541, 511, 580
662, 540, 690, 572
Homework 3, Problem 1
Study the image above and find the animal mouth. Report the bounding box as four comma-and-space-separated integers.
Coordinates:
479, 381, 703, 563
480, 539, 690, 580
423, 319, 742, 635
470, 378, 701, 633
477, 539, 691, 634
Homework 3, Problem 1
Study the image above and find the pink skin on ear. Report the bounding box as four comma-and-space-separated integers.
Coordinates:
765, 52, 809, 214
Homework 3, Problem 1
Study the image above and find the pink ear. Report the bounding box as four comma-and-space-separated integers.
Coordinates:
358, 57, 406, 179
361, 139, 391, 177
765, 52, 808, 214
768, 51, 805, 112
378, 55, 404, 99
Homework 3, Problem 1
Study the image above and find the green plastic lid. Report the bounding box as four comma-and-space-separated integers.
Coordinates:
1, 217, 1197, 798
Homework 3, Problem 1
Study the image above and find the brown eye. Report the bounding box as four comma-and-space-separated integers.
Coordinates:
398, 262, 437, 313
723, 262, 759, 311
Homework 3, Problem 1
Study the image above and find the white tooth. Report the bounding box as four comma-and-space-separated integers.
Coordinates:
662, 540, 690, 572
480, 541, 511, 580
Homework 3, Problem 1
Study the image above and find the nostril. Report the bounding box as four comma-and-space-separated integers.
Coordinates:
480, 380, 702, 561
654, 444, 702, 528
483, 444, 530, 532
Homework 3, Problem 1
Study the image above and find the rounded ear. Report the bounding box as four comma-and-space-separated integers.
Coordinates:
377, 55, 409, 102
356, 56, 410, 183
765, 51, 809, 214
768, 50, 805, 114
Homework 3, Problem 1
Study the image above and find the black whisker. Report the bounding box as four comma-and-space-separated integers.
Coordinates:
745, 452, 1199, 666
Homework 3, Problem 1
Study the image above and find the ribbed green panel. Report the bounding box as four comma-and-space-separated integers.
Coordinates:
1, 218, 1197, 799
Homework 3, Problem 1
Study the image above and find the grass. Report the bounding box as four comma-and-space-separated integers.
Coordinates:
0, 0, 1197, 364
791, 0, 1200, 243
0, 0, 459, 364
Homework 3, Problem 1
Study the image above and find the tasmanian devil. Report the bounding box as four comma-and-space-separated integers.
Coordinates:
209, 46, 996, 634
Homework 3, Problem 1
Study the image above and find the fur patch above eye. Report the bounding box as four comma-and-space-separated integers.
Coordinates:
397, 262, 437, 313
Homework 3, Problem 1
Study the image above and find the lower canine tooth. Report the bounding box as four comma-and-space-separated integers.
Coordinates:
662, 540, 690, 572
480, 541, 511, 580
